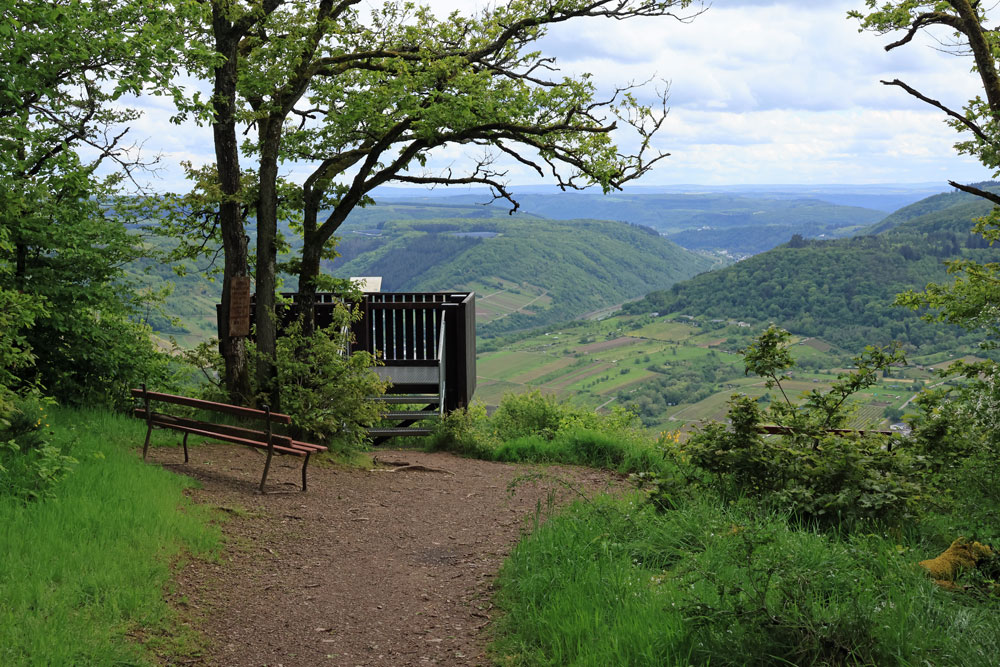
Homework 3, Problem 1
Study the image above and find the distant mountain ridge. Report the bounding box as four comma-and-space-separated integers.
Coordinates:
866, 183, 1000, 234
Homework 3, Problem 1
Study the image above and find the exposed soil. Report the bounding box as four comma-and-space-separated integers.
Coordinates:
147, 443, 622, 666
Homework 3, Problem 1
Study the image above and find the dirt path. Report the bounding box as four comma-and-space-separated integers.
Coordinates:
149, 444, 621, 666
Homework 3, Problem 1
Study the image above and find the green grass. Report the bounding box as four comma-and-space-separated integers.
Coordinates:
0, 407, 221, 665
629, 320, 699, 342
491, 494, 1000, 666
490, 428, 668, 474
428, 393, 669, 475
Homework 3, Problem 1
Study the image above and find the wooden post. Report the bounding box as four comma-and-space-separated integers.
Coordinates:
259, 405, 274, 493
141, 383, 153, 461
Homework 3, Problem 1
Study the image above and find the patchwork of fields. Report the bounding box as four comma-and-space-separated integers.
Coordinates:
463, 279, 551, 325
476, 314, 944, 432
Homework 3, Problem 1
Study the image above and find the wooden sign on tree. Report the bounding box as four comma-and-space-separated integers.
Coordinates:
229, 276, 251, 337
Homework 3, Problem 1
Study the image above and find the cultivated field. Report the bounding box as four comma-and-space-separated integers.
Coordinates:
476, 313, 941, 432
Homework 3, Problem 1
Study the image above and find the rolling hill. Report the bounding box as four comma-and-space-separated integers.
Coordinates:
133, 214, 716, 344
623, 187, 1000, 354
329, 217, 718, 334
364, 192, 887, 257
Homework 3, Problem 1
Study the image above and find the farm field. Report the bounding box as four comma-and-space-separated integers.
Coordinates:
458, 279, 550, 325
475, 313, 943, 433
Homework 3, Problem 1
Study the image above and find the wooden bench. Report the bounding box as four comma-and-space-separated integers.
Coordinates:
131, 385, 326, 493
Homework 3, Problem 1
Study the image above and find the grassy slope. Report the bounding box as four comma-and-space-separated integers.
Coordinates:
0, 407, 220, 664
491, 494, 1000, 667
474, 312, 948, 433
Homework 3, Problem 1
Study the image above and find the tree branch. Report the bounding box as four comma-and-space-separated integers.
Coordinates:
948, 179, 1000, 206
884, 11, 963, 51
881, 78, 995, 146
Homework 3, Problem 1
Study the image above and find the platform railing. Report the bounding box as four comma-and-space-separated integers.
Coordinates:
232, 291, 476, 413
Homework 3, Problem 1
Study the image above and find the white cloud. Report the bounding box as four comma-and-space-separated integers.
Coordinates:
110, 0, 993, 191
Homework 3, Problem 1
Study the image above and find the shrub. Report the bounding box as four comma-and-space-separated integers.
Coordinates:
684, 327, 926, 526
902, 367, 1000, 530
180, 303, 387, 454
492, 391, 565, 441
271, 318, 386, 454
0, 394, 76, 502
427, 402, 498, 458
430, 392, 667, 474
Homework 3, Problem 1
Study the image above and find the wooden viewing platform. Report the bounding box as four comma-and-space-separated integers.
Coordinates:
220, 292, 476, 437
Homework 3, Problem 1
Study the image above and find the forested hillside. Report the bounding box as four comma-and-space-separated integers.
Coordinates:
331, 217, 717, 333
624, 189, 1000, 352
866, 185, 998, 234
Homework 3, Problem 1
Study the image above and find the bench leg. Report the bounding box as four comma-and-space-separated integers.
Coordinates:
259, 448, 275, 494
142, 422, 153, 461
182, 432, 189, 463
301, 452, 311, 492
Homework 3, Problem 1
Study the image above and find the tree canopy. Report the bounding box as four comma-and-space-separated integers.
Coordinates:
161, 0, 701, 403
0, 0, 187, 407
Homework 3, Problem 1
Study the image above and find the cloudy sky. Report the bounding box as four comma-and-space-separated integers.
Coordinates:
126, 0, 995, 192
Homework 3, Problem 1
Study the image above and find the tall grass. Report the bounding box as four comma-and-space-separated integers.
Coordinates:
427, 392, 670, 474
491, 494, 1000, 666
0, 406, 221, 665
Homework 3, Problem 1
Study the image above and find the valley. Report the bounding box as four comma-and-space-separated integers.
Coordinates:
136, 183, 998, 434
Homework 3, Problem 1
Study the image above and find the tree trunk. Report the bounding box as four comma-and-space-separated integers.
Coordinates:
952, 0, 1000, 114
254, 117, 283, 407
297, 234, 323, 337
212, 3, 252, 405
297, 195, 354, 337
296, 188, 325, 337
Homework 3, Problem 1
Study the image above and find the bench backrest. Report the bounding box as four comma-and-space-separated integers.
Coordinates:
130, 388, 292, 425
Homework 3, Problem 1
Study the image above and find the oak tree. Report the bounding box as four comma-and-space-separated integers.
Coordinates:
175, 0, 700, 403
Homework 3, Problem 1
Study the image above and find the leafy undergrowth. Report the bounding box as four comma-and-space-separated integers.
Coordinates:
426, 391, 669, 475
0, 406, 221, 665
491, 494, 1000, 667
486, 329, 1000, 666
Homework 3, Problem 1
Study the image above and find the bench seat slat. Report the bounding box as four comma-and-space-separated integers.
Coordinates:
134, 409, 326, 454
147, 419, 306, 456
134, 408, 327, 454
130, 389, 292, 424
291, 441, 326, 453
133, 387, 324, 492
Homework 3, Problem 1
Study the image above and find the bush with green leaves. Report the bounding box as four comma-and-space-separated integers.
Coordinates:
684, 326, 927, 526
428, 402, 498, 459
901, 366, 1000, 531
0, 287, 43, 413
492, 390, 567, 441
429, 390, 667, 474
270, 317, 386, 453
183, 303, 386, 454
0, 395, 76, 502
